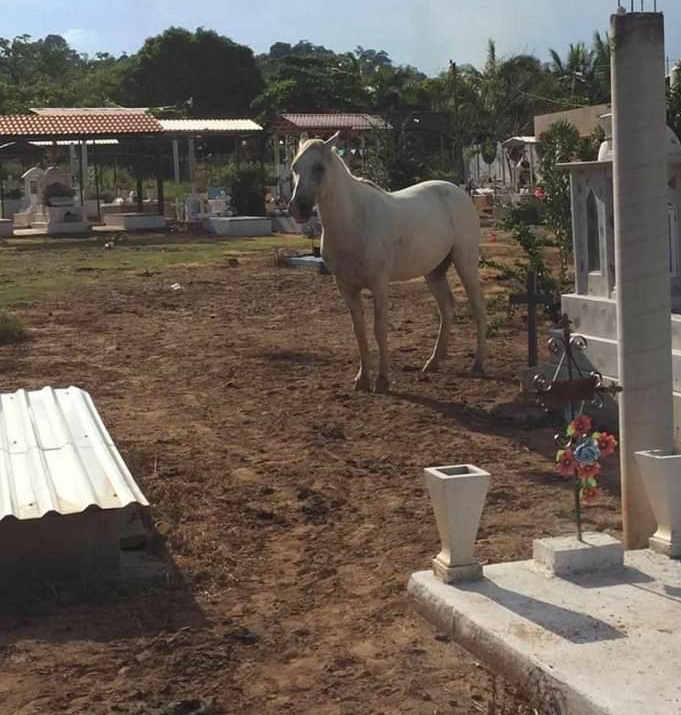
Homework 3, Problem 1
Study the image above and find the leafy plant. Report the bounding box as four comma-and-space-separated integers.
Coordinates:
230, 165, 266, 216
537, 120, 581, 287
0, 312, 26, 345
501, 199, 560, 320
43, 181, 74, 205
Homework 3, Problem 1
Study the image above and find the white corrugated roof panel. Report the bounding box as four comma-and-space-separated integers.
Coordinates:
29, 139, 120, 146
0, 387, 148, 522
160, 119, 263, 134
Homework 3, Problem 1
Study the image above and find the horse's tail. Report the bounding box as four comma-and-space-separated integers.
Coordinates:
448, 192, 487, 372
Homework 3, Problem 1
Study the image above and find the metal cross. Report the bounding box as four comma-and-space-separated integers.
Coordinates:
509, 270, 556, 367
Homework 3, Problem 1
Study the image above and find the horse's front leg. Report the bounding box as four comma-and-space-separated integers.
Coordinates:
337, 281, 371, 391
371, 279, 391, 394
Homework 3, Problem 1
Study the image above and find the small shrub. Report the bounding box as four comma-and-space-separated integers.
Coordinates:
506, 195, 545, 227
4, 187, 23, 200
230, 166, 266, 216
0, 313, 26, 345
43, 182, 75, 206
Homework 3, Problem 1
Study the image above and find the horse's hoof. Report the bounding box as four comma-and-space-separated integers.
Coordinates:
422, 360, 440, 373
374, 376, 390, 394
354, 376, 371, 392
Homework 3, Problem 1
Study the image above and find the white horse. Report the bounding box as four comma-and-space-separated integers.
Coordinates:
289, 132, 487, 393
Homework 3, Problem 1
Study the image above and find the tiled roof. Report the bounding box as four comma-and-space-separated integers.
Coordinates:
0, 113, 163, 138
272, 113, 390, 132
160, 118, 263, 134
0, 386, 148, 522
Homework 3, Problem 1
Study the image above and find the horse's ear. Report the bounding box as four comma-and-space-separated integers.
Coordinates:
325, 130, 341, 149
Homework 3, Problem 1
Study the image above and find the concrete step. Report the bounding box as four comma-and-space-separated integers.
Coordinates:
563, 293, 681, 353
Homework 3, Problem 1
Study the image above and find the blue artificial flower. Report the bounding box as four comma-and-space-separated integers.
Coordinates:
574, 440, 600, 465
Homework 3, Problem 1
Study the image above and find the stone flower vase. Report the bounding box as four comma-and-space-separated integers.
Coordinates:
635, 449, 681, 557
424, 464, 490, 583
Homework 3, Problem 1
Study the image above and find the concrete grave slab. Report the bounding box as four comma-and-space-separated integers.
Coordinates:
409, 549, 681, 715
0, 219, 13, 237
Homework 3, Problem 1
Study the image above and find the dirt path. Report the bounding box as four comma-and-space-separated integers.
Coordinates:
0, 251, 620, 714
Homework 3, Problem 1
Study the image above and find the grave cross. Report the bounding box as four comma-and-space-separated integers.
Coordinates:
509, 270, 556, 367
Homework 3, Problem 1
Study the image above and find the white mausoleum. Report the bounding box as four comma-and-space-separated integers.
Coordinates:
559, 112, 681, 440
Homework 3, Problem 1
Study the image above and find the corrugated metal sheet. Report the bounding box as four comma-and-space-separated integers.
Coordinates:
160, 119, 263, 134
272, 113, 390, 132
0, 387, 148, 522
29, 139, 119, 146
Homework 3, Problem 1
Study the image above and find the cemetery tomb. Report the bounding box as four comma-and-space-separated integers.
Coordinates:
0, 386, 149, 581
555, 112, 681, 439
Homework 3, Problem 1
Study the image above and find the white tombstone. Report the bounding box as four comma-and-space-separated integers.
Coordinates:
21, 166, 44, 209
41, 166, 74, 207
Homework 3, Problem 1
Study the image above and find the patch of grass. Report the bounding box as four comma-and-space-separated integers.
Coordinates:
0, 312, 26, 345
0, 234, 312, 306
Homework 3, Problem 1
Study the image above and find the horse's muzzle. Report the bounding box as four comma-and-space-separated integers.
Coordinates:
289, 198, 313, 225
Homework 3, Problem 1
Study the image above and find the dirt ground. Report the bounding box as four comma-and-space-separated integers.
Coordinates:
0, 237, 621, 715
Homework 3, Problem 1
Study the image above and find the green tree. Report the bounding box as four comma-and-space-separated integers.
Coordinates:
0, 34, 88, 112
252, 53, 368, 118
123, 27, 263, 116
538, 120, 581, 285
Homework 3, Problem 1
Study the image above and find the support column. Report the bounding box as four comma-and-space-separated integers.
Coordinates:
273, 133, 281, 200
80, 141, 88, 199
78, 143, 85, 207
156, 138, 165, 217
0, 163, 5, 220
612, 11, 672, 549
135, 142, 144, 213
92, 140, 101, 222
187, 137, 195, 188
69, 144, 78, 184
172, 139, 180, 184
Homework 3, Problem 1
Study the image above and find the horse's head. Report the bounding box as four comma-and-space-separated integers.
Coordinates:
288, 131, 340, 224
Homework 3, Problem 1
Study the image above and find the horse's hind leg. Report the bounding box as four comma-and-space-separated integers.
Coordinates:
423, 257, 455, 373
452, 245, 487, 375
371, 278, 391, 394
337, 280, 371, 391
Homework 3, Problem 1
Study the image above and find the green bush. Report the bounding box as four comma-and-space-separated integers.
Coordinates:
0, 313, 26, 345
230, 166, 266, 216
505, 195, 545, 227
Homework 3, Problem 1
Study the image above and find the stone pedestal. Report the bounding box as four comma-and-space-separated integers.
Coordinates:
104, 213, 167, 231
635, 450, 681, 557
424, 464, 490, 583
533, 532, 624, 577
201, 216, 272, 237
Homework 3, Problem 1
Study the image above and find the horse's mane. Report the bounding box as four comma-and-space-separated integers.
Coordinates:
334, 150, 388, 194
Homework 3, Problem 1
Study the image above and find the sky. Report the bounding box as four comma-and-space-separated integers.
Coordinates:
4, 0, 681, 75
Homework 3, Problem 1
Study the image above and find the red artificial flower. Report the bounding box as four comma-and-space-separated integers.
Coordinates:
577, 461, 601, 480
595, 432, 618, 458
581, 486, 602, 504
533, 186, 547, 201
568, 414, 593, 437
556, 448, 577, 477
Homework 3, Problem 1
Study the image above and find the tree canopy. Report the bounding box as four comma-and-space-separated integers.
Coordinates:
0, 26, 634, 153
122, 27, 263, 116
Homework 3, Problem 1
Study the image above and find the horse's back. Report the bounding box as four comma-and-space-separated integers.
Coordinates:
370, 180, 479, 281
388, 180, 478, 238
